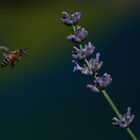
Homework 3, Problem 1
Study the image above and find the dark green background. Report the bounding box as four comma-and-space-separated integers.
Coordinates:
0, 0, 139, 140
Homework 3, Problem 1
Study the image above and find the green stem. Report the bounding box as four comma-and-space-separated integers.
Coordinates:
101, 90, 122, 119
85, 58, 92, 71
126, 126, 138, 140
72, 25, 76, 34
101, 90, 138, 140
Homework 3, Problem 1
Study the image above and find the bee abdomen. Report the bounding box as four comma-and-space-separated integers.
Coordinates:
1, 57, 10, 67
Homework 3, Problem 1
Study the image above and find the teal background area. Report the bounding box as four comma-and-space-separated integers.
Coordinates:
0, 1, 139, 140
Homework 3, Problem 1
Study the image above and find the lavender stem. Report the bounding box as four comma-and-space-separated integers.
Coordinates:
126, 127, 138, 140
72, 25, 76, 34
101, 90, 122, 119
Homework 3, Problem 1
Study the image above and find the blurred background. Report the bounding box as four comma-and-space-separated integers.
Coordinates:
0, 0, 139, 140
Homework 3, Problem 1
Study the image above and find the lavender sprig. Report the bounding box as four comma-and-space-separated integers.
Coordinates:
112, 107, 135, 128
61, 11, 138, 140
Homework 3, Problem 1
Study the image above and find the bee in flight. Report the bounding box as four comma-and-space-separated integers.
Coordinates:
0, 46, 27, 68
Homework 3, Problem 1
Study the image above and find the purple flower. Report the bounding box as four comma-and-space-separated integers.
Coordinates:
89, 53, 103, 73
61, 11, 81, 26
86, 84, 100, 92
67, 27, 88, 43
72, 42, 95, 60
87, 73, 112, 92
112, 107, 135, 128
95, 73, 112, 89
84, 42, 95, 56
72, 60, 92, 75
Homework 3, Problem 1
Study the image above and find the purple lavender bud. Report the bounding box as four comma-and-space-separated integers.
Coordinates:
86, 84, 100, 93
67, 34, 81, 43
112, 117, 121, 126
95, 73, 112, 89
76, 27, 88, 41
61, 11, 81, 26
112, 107, 135, 128
123, 107, 135, 126
71, 12, 81, 24
67, 27, 88, 43
72, 60, 92, 75
89, 53, 103, 73
72, 42, 95, 60
87, 73, 112, 92
72, 47, 84, 60
84, 42, 95, 56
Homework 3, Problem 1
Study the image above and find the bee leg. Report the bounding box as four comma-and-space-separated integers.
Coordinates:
11, 61, 15, 68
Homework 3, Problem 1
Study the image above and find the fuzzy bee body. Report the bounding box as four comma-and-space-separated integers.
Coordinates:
0, 46, 27, 68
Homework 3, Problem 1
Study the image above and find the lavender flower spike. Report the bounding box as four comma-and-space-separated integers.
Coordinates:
61, 11, 81, 26
112, 107, 135, 128
67, 27, 88, 43
61, 11, 138, 140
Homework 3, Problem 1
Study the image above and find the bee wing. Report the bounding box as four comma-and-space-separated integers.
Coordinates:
0, 46, 9, 55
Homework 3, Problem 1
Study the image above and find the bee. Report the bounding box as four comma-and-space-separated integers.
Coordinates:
0, 46, 27, 68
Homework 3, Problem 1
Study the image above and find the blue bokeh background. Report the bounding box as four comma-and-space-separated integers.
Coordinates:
0, 1, 139, 139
